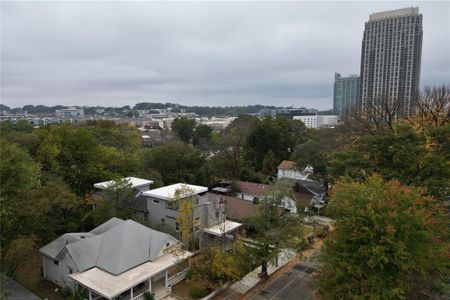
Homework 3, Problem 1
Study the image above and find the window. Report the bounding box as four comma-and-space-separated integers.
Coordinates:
53, 260, 59, 266
175, 222, 180, 232
153, 199, 160, 204
194, 217, 201, 232
68, 268, 73, 274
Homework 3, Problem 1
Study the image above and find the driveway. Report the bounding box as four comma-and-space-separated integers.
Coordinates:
249, 261, 319, 300
1, 276, 40, 300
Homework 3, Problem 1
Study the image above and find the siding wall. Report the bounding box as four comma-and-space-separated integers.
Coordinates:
42, 250, 78, 287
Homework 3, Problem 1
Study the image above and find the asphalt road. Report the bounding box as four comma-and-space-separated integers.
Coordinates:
249, 262, 318, 300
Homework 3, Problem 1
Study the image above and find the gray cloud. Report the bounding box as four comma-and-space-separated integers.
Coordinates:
1, 1, 449, 109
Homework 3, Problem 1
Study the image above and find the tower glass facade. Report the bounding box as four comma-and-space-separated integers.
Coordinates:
333, 73, 360, 118
359, 7, 423, 116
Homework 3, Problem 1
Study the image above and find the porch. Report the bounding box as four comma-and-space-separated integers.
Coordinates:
70, 253, 191, 300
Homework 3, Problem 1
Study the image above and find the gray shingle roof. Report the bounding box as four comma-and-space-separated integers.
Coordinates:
39, 218, 179, 275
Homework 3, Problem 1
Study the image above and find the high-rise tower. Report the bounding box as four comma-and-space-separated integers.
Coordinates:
333, 73, 360, 119
359, 7, 423, 116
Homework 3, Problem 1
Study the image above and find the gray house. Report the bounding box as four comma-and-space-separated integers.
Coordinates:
138, 183, 242, 250
39, 218, 192, 300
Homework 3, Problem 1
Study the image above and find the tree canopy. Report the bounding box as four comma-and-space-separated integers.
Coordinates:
317, 175, 448, 299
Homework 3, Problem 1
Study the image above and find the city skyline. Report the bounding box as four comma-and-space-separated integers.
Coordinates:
2, 1, 449, 109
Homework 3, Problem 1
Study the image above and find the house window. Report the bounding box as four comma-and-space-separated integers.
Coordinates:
175, 222, 180, 232
53, 260, 59, 266
153, 199, 160, 204
194, 217, 200, 232
68, 268, 73, 274
166, 200, 180, 210
253, 197, 260, 204
161, 218, 165, 226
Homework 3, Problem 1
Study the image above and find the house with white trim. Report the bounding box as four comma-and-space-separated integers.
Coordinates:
39, 218, 191, 300
277, 160, 313, 181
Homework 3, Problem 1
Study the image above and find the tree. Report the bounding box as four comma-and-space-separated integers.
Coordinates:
317, 175, 448, 299
329, 123, 450, 200
249, 181, 304, 279
245, 117, 309, 171
139, 142, 205, 185
0, 140, 41, 249
14, 119, 33, 133
216, 116, 256, 180
261, 150, 278, 176
193, 124, 213, 149
412, 85, 449, 128
2, 235, 39, 275
171, 117, 196, 143
101, 177, 134, 210
23, 179, 83, 244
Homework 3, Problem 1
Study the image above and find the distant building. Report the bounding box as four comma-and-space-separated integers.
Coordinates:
333, 73, 359, 118
360, 7, 423, 116
277, 160, 312, 181
55, 107, 84, 119
293, 114, 339, 129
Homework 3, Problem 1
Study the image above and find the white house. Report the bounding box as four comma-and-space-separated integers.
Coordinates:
39, 218, 192, 300
235, 181, 297, 214
277, 160, 313, 181
93, 177, 154, 192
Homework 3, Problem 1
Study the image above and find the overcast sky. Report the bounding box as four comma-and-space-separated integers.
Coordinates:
1, 1, 449, 109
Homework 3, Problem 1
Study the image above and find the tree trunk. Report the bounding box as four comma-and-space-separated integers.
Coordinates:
258, 260, 268, 279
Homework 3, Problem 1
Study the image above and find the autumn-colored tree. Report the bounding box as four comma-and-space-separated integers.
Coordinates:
317, 175, 448, 299
2, 235, 39, 275
249, 181, 304, 279
329, 122, 450, 200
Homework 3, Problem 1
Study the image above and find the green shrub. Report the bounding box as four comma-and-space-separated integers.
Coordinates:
143, 292, 155, 300
190, 285, 209, 299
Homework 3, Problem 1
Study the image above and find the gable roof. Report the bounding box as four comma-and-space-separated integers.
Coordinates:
39, 218, 179, 275
278, 160, 296, 170
297, 179, 325, 195
143, 183, 208, 200
236, 181, 270, 197
93, 177, 154, 190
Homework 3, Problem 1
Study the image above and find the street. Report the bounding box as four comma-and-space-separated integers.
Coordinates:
249, 261, 319, 300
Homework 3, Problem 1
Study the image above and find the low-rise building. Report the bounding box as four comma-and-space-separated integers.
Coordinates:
39, 218, 192, 299
55, 107, 85, 119
277, 160, 312, 181
293, 114, 339, 129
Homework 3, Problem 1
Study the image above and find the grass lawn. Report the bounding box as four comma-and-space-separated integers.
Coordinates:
15, 253, 64, 300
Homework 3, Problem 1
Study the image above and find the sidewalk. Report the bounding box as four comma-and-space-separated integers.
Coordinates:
213, 239, 324, 300
217, 249, 297, 298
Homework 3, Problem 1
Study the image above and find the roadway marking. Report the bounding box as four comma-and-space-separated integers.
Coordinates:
268, 271, 307, 300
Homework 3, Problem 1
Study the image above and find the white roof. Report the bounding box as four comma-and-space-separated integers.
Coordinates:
204, 220, 242, 236
143, 183, 208, 200
94, 177, 153, 190
70, 251, 192, 299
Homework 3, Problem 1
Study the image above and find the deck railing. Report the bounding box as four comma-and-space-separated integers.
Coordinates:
167, 268, 188, 287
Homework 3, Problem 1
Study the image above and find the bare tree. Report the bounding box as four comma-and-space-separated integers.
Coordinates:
345, 94, 406, 134
411, 85, 450, 128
